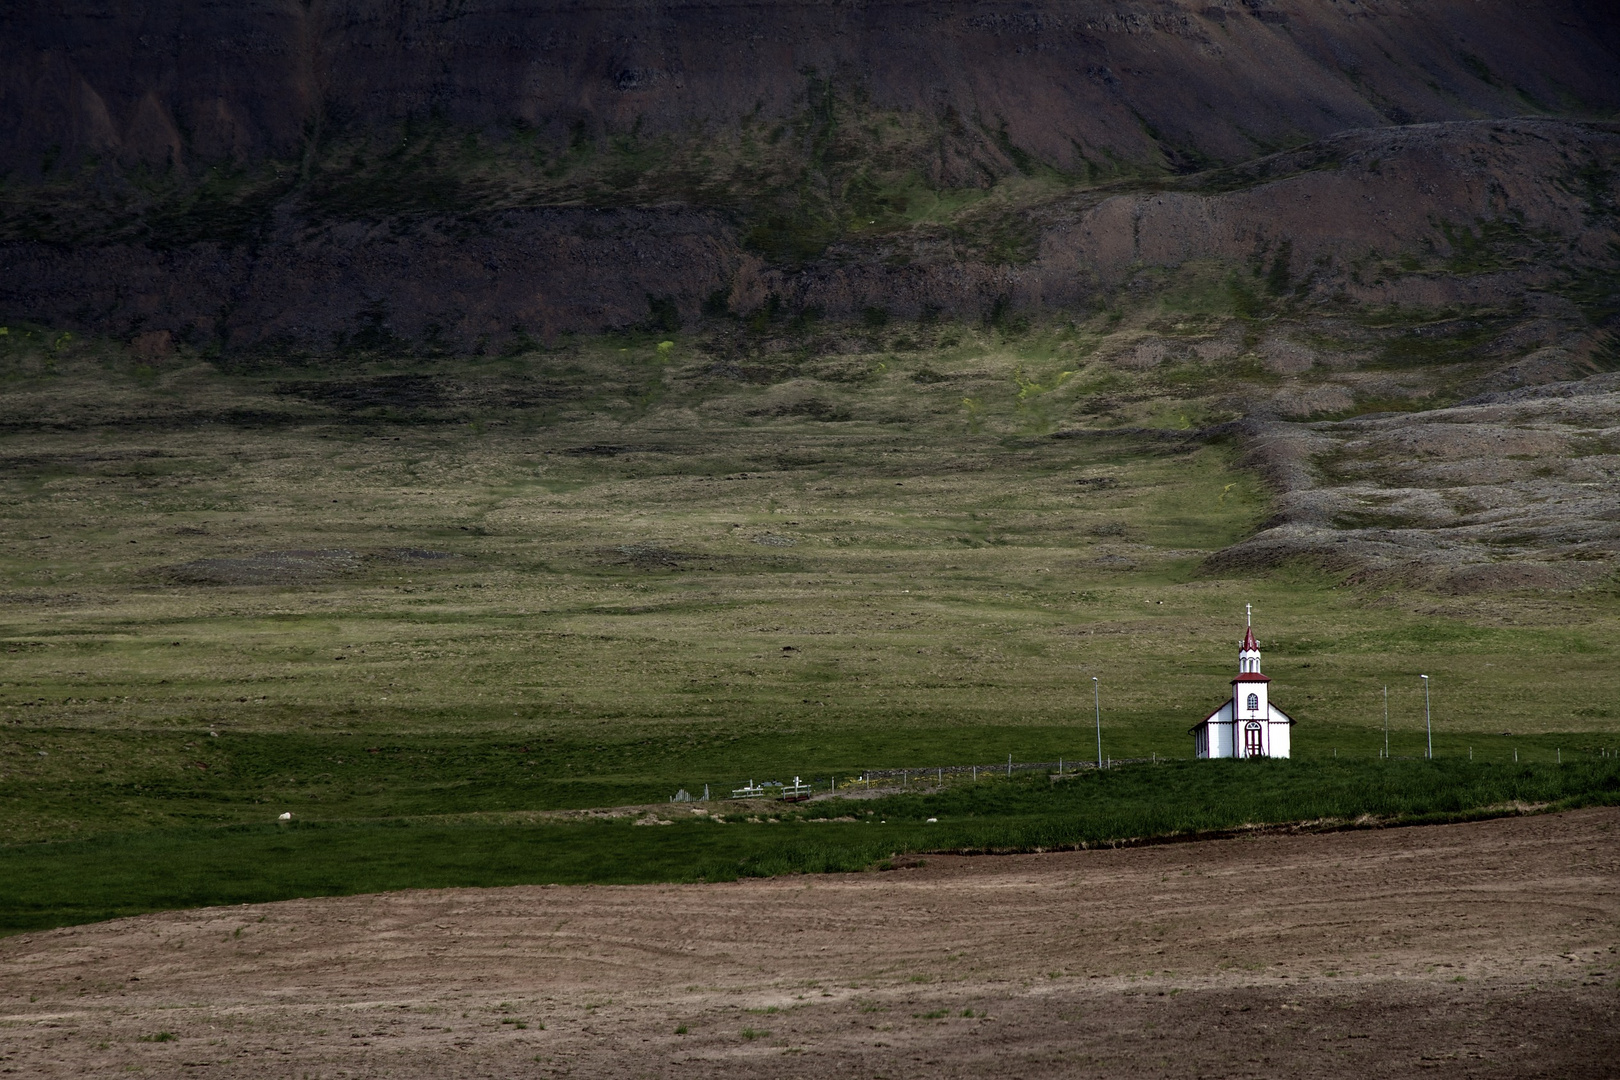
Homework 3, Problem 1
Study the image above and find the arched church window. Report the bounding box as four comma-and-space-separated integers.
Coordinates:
1246, 693, 1259, 711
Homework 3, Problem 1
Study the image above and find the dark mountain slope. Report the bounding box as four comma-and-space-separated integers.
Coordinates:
2, 118, 1615, 352
5, 0, 1618, 177
0, 1, 1617, 349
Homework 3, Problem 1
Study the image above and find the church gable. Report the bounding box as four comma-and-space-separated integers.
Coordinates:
1190, 700, 1233, 733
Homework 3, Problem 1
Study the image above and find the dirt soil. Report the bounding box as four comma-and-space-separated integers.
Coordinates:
2, 809, 1618, 1078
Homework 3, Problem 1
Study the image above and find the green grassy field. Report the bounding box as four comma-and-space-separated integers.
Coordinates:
3, 311, 1618, 931
3, 758, 1616, 934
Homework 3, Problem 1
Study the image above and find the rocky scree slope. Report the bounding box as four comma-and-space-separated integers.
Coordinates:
1207, 374, 1620, 591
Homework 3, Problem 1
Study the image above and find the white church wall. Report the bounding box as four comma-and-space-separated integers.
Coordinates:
1268, 705, 1292, 758
1238, 683, 1268, 724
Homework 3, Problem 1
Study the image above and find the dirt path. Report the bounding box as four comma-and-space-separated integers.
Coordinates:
3, 809, 1618, 1078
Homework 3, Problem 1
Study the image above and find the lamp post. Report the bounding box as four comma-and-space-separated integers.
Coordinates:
1420, 675, 1431, 759
1092, 676, 1102, 769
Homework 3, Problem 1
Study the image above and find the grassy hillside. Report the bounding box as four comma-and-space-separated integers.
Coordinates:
2, 303, 1618, 929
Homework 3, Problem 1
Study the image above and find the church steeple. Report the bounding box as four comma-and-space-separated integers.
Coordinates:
1238, 604, 1261, 674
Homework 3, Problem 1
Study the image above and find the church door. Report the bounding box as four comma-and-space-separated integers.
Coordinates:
1244, 721, 1264, 758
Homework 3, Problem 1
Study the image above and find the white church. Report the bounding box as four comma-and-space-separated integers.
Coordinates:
1190, 609, 1295, 759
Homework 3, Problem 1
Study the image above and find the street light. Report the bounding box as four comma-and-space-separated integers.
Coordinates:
1420, 675, 1431, 759
1092, 676, 1102, 769
1383, 685, 1389, 759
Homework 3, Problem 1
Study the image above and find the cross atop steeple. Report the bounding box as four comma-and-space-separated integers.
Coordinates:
1246, 603, 1252, 628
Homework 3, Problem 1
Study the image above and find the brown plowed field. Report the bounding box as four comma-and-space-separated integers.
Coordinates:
3, 809, 1618, 1078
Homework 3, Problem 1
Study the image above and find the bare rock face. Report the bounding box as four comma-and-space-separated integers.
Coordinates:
1038, 120, 1620, 294
0, 207, 744, 351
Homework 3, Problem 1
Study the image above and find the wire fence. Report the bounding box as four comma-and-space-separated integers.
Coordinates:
675, 745, 1618, 801
848, 758, 1153, 784
683, 758, 1160, 801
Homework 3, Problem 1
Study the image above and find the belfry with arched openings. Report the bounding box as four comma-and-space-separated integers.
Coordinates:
1190, 606, 1295, 759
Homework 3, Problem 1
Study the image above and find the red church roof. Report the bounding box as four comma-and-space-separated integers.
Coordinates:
1242, 626, 1259, 651
1231, 672, 1271, 683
